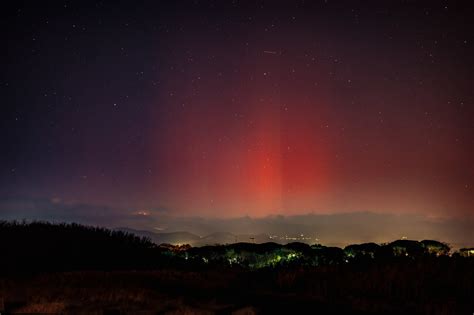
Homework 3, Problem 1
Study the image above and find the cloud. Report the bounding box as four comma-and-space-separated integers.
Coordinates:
1, 198, 472, 248
0, 197, 167, 227
0, 197, 113, 224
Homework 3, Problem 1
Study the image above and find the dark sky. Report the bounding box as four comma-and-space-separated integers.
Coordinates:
1, 1, 473, 221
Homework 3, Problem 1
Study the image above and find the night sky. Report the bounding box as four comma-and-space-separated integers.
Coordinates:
1, 1, 473, 221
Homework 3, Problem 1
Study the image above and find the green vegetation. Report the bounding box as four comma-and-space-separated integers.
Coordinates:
172, 239, 456, 269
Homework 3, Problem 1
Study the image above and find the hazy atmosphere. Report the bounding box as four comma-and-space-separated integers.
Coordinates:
1, 1, 473, 244
2, 2, 474, 314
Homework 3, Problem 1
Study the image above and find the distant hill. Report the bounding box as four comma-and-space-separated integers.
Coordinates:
117, 228, 276, 246
200, 232, 236, 245
112, 212, 474, 249
117, 227, 201, 245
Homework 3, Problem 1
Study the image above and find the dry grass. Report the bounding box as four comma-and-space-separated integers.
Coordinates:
1, 260, 473, 314
12, 301, 66, 313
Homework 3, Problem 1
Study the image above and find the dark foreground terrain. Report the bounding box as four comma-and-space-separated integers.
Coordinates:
1, 221, 473, 314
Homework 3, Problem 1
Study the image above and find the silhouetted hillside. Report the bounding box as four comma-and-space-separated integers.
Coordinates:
0, 221, 165, 273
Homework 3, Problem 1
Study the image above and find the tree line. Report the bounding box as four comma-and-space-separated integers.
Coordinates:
0, 221, 472, 273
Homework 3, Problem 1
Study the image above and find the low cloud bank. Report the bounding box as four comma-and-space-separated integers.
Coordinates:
1, 197, 472, 248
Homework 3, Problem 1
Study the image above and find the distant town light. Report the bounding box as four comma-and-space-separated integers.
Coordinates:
133, 210, 150, 216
